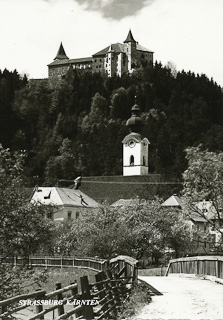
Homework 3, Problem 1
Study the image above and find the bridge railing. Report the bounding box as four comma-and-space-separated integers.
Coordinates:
0, 255, 138, 320
165, 255, 223, 279
2, 256, 109, 272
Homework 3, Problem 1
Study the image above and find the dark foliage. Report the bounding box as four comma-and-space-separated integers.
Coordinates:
1, 64, 223, 184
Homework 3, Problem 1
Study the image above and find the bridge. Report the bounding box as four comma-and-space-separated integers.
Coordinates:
135, 255, 223, 319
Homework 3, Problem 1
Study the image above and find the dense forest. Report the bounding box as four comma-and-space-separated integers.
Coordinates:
0, 63, 223, 186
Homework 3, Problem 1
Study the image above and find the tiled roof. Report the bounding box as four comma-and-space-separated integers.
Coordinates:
93, 43, 125, 56
76, 175, 182, 204
190, 214, 207, 223
54, 42, 69, 60
124, 30, 136, 43
137, 44, 154, 53
161, 194, 182, 207
31, 187, 99, 208
56, 187, 99, 208
48, 57, 92, 67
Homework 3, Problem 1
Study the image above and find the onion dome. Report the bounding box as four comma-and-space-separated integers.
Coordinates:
126, 104, 143, 133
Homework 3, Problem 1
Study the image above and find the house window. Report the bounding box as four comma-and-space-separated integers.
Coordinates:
47, 212, 53, 219
130, 155, 134, 166
76, 211, 80, 219
68, 211, 72, 220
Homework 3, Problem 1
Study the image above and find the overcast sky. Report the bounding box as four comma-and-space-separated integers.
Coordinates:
1, 0, 223, 86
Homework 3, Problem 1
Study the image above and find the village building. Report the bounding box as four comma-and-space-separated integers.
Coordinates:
161, 195, 223, 253
47, 30, 154, 79
31, 186, 99, 221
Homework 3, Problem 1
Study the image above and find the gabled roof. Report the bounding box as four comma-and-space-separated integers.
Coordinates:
93, 43, 125, 57
31, 187, 99, 208
54, 42, 69, 60
161, 194, 182, 207
124, 29, 136, 43
190, 214, 207, 223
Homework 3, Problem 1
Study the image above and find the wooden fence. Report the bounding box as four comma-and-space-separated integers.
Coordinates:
0, 255, 138, 320
2, 256, 109, 272
165, 255, 223, 280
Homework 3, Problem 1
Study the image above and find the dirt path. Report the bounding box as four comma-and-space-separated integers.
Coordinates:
134, 274, 223, 319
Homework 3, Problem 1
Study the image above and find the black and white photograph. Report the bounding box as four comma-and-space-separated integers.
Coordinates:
1, 0, 223, 319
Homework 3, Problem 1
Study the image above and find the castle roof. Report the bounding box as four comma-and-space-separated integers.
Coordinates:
93, 43, 125, 57
137, 44, 154, 53
92, 42, 153, 58
124, 29, 136, 43
48, 57, 92, 67
54, 42, 69, 60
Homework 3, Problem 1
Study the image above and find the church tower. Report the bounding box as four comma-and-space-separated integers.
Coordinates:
122, 104, 149, 176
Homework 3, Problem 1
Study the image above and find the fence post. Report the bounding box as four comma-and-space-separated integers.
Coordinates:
35, 289, 45, 319
0, 304, 7, 320
80, 276, 94, 320
56, 282, 64, 316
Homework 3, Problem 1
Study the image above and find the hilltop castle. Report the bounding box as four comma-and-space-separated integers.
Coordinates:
48, 30, 154, 79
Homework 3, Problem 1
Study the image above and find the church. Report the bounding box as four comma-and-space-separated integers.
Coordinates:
48, 30, 154, 79
59, 103, 181, 204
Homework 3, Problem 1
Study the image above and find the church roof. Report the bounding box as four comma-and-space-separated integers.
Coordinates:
77, 175, 182, 204
122, 132, 142, 144
124, 29, 136, 43
54, 42, 69, 60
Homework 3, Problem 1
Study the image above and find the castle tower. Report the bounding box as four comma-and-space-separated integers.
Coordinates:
124, 29, 137, 73
122, 104, 149, 176
107, 44, 115, 77
54, 42, 69, 60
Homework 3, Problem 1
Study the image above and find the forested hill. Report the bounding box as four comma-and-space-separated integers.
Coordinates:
1, 63, 223, 186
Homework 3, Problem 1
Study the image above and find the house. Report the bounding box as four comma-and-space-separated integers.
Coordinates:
31, 186, 99, 221
48, 30, 154, 79
161, 195, 223, 253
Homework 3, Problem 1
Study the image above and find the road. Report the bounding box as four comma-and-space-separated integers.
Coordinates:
134, 274, 223, 319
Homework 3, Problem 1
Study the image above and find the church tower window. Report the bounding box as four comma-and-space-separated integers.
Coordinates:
130, 155, 134, 166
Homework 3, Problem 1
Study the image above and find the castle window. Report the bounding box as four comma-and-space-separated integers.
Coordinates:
130, 155, 134, 166
143, 156, 146, 166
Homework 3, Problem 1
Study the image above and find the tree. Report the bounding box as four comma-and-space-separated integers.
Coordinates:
53, 199, 193, 263
0, 145, 54, 299
182, 146, 223, 251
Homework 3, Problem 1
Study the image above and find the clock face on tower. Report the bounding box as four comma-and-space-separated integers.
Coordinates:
128, 140, 136, 148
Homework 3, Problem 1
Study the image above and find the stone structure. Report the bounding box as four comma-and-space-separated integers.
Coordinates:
122, 104, 149, 176
48, 30, 153, 79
